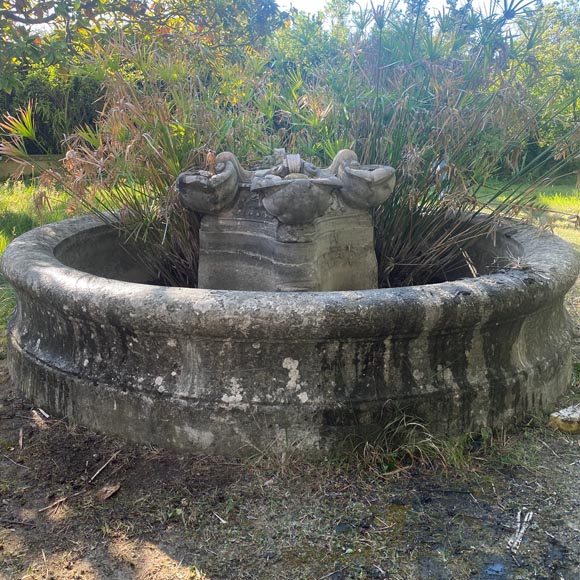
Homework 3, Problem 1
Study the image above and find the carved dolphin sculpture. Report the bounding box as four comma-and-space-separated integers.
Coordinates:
330, 150, 397, 209
177, 152, 250, 214
177, 149, 396, 221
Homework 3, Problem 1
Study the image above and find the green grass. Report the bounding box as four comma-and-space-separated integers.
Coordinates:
479, 176, 580, 248
0, 179, 68, 252
0, 179, 69, 354
530, 178, 580, 248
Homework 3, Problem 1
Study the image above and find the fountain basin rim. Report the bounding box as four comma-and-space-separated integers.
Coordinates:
2, 214, 579, 340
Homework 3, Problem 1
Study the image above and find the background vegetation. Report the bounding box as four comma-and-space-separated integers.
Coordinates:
1, 0, 579, 287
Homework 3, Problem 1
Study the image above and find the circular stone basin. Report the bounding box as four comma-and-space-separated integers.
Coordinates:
2, 215, 579, 456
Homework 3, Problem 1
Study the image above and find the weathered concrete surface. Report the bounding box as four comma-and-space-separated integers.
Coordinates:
2, 215, 579, 456
178, 150, 395, 291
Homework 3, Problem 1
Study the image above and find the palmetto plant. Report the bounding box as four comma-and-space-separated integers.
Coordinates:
2, 40, 281, 286
274, 0, 578, 286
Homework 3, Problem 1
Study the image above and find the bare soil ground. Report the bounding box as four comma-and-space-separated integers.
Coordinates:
1, 290, 580, 580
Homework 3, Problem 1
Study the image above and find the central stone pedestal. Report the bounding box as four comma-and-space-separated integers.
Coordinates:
177, 149, 397, 292
199, 202, 378, 292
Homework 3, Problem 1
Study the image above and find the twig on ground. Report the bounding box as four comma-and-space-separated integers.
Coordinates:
89, 450, 121, 483
1, 453, 29, 469
507, 510, 534, 553
0, 518, 36, 528
539, 439, 560, 458
319, 569, 344, 580
374, 515, 395, 532
373, 465, 412, 479
38, 491, 85, 513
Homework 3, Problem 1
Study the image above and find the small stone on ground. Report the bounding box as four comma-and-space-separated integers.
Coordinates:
548, 403, 580, 434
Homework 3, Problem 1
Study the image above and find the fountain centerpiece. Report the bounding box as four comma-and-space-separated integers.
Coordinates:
2, 150, 579, 457
177, 149, 396, 291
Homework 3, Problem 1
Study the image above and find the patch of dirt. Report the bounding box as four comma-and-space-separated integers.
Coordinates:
1, 366, 580, 580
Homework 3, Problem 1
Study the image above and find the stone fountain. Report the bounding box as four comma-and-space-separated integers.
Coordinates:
2, 150, 579, 456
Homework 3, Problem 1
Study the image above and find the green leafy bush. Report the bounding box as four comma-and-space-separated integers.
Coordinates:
2, 65, 101, 154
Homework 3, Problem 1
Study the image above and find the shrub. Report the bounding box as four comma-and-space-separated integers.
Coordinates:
2, 65, 101, 154
31, 40, 279, 286
267, 0, 578, 286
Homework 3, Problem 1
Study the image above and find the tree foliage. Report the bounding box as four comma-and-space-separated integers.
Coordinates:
0, 0, 284, 92
528, 0, 579, 140
0, 64, 100, 152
